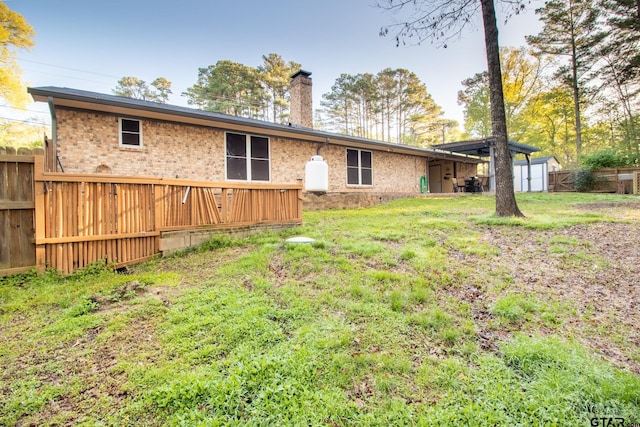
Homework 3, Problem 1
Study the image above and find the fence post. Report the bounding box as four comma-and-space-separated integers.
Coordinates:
154, 184, 164, 231
33, 155, 47, 272
220, 188, 228, 223
297, 187, 303, 221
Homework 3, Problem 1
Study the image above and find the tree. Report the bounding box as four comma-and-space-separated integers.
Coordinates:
320, 73, 358, 135
0, 2, 35, 107
529, 86, 579, 164
184, 55, 301, 122
0, 118, 47, 147
481, 0, 523, 216
149, 78, 172, 103
183, 60, 265, 118
500, 48, 545, 143
458, 72, 492, 138
601, 0, 640, 82
113, 76, 172, 103
592, 53, 639, 155
320, 69, 447, 146
460, 48, 547, 145
378, 0, 526, 216
258, 53, 301, 124
526, 0, 605, 159
591, 0, 640, 155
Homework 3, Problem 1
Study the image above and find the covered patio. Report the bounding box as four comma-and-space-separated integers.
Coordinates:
432, 138, 540, 192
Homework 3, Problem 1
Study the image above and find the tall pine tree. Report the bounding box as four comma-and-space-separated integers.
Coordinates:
601, 0, 640, 82
526, 0, 605, 159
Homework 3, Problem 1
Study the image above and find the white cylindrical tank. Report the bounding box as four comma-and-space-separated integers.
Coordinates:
304, 155, 328, 193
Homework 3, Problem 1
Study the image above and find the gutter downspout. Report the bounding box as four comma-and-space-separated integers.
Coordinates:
47, 96, 63, 172
317, 137, 329, 155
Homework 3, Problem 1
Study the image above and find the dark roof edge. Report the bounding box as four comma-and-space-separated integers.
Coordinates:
28, 86, 479, 163
513, 156, 559, 165
290, 70, 312, 79
433, 137, 540, 155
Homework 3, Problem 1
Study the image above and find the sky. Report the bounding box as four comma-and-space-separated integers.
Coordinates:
7, 0, 543, 131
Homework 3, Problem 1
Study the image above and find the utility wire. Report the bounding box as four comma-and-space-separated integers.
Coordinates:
0, 116, 49, 126
22, 67, 115, 86
0, 105, 49, 116
17, 57, 120, 79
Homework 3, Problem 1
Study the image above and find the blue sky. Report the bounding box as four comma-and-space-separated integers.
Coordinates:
8, 0, 542, 130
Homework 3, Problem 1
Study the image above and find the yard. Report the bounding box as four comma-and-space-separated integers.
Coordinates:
1, 193, 639, 426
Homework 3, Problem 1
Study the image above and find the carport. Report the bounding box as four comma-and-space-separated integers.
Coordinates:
432, 138, 540, 192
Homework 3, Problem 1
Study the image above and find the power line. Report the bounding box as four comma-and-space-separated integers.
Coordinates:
0, 105, 49, 116
0, 116, 50, 126
17, 57, 120, 79
22, 67, 115, 87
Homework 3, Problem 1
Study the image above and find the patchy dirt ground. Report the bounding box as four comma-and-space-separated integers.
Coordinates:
483, 215, 640, 374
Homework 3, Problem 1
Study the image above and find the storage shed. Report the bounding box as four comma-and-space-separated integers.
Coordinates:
513, 156, 561, 192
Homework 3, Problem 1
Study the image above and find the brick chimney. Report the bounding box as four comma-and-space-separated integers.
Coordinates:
289, 70, 313, 128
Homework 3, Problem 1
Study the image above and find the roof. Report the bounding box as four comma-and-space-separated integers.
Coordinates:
432, 137, 540, 157
513, 156, 559, 166
290, 70, 312, 79
28, 86, 482, 164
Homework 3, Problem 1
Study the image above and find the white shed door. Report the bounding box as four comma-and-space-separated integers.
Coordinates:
518, 164, 546, 192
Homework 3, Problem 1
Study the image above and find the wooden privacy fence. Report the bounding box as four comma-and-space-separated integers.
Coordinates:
0, 147, 40, 276
1, 153, 303, 276
549, 168, 640, 193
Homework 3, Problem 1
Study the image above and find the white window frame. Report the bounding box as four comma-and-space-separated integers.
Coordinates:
346, 148, 373, 186
224, 132, 271, 182
119, 117, 142, 148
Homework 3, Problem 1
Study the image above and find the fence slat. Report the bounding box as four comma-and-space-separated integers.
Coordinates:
2, 154, 301, 275
549, 168, 640, 193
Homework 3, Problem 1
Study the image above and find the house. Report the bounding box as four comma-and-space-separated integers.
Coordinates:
28, 71, 482, 209
513, 156, 561, 192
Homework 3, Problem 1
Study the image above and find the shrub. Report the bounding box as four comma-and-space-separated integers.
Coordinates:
570, 169, 596, 192
581, 150, 624, 169
581, 148, 640, 169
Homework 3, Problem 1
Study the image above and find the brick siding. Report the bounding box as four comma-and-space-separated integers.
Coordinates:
55, 108, 429, 194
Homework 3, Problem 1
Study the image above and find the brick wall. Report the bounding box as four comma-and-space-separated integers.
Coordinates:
289, 72, 313, 128
55, 108, 429, 194
56, 108, 225, 179
303, 192, 420, 210
457, 162, 478, 178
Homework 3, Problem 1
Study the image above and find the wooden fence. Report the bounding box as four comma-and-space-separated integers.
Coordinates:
1, 152, 303, 276
549, 168, 640, 193
0, 147, 40, 276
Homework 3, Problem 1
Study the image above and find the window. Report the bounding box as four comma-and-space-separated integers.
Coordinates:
226, 132, 270, 181
119, 118, 142, 147
346, 148, 372, 186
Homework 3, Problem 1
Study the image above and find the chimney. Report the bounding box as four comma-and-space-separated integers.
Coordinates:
289, 70, 313, 128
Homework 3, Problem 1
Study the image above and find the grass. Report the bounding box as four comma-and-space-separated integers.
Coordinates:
1, 193, 639, 426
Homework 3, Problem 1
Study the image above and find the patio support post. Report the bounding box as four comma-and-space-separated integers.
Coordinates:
489, 145, 495, 192
526, 154, 532, 193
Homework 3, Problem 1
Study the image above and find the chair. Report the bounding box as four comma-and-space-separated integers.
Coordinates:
453, 177, 466, 192
480, 176, 489, 192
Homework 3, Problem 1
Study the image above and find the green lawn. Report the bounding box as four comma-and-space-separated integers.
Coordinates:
1, 193, 639, 426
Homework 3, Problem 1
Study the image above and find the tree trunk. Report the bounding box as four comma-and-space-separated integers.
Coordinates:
480, 0, 523, 217
569, 1, 583, 159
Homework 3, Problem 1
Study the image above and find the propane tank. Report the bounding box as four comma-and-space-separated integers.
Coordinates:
304, 155, 328, 193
